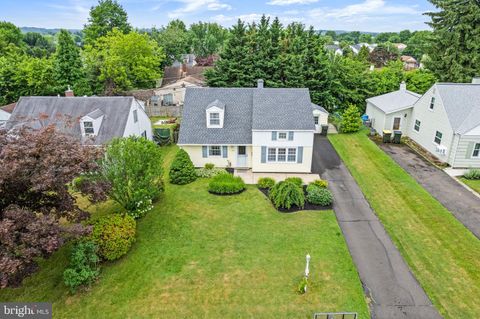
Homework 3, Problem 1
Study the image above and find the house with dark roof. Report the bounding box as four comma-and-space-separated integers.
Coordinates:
365, 81, 421, 135
5, 94, 152, 145
178, 80, 319, 173
407, 78, 480, 168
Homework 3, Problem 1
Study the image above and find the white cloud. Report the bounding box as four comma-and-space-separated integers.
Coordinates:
267, 0, 318, 6
310, 0, 419, 19
168, 0, 232, 18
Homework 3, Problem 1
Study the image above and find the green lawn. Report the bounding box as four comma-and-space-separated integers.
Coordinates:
329, 131, 480, 319
0, 145, 369, 319
460, 178, 480, 194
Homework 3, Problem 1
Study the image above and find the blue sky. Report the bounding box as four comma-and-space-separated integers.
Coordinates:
0, 0, 435, 32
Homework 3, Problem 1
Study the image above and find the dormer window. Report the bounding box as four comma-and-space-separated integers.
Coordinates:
83, 121, 94, 135
206, 99, 225, 128
210, 113, 220, 125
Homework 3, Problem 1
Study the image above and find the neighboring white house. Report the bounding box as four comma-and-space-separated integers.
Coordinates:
0, 103, 15, 126
178, 80, 316, 173
367, 78, 480, 168
6, 95, 152, 145
312, 103, 329, 133
407, 79, 480, 168
365, 82, 421, 135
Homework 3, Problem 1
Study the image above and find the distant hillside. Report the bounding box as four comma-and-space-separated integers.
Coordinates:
318, 30, 379, 36
20, 27, 81, 34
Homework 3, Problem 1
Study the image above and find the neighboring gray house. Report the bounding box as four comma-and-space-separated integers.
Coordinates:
408, 79, 480, 168
365, 82, 421, 135
6, 96, 152, 145
178, 80, 316, 173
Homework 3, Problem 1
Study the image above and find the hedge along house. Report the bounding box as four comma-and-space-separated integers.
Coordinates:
178, 80, 316, 173
6, 95, 152, 145
407, 79, 480, 168
365, 81, 421, 136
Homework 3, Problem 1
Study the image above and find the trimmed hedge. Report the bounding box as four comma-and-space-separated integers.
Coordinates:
208, 173, 246, 195
306, 185, 333, 206
204, 163, 215, 169
257, 177, 276, 189
269, 181, 305, 209
284, 177, 304, 187
91, 214, 136, 261
169, 149, 197, 185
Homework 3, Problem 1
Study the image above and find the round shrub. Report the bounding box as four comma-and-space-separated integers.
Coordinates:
306, 186, 333, 206
91, 214, 136, 261
169, 149, 197, 185
204, 163, 215, 170
284, 177, 304, 187
309, 179, 328, 188
269, 181, 305, 210
257, 177, 276, 189
208, 173, 246, 195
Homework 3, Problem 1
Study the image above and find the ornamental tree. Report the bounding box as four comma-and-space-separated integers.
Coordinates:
340, 105, 363, 133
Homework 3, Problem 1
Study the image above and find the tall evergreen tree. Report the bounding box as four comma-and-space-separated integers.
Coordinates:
425, 0, 480, 82
205, 20, 251, 87
54, 30, 88, 94
83, 0, 131, 46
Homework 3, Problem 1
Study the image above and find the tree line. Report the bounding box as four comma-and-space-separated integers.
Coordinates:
0, 0, 478, 108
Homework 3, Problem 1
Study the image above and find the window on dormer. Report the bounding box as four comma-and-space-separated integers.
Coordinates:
210, 113, 220, 126
83, 121, 94, 135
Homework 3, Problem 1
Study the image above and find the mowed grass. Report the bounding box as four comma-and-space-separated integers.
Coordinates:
460, 178, 480, 195
0, 145, 369, 319
329, 131, 480, 319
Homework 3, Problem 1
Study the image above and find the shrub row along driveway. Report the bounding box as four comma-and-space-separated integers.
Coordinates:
379, 143, 480, 239
329, 132, 480, 319
312, 135, 440, 319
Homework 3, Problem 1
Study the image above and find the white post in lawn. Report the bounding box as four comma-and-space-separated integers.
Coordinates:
305, 254, 311, 278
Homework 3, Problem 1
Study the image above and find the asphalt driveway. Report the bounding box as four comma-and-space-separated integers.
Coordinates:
380, 143, 480, 239
312, 135, 440, 319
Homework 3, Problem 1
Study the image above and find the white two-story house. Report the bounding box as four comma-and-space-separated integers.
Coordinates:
178, 80, 317, 173
6, 95, 152, 145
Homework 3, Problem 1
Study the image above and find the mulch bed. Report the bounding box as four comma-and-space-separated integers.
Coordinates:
258, 187, 332, 213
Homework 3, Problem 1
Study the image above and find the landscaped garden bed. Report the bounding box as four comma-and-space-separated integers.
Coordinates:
257, 177, 333, 213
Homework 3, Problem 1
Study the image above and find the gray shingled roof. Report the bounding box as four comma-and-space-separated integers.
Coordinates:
84, 108, 104, 120
6, 96, 135, 144
207, 99, 225, 110
366, 89, 421, 114
436, 83, 480, 134
178, 87, 315, 145
312, 103, 328, 114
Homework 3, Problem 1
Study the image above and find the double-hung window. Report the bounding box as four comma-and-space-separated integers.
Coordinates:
434, 131, 443, 145
277, 148, 286, 162
314, 116, 319, 125
133, 110, 138, 123
209, 146, 221, 156
287, 148, 296, 162
473, 143, 480, 158
278, 132, 287, 140
429, 97, 435, 110
268, 148, 276, 161
83, 121, 94, 135
414, 120, 421, 132
209, 113, 220, 126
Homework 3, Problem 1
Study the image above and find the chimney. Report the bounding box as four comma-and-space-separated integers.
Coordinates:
257, 79, 264, 89
472, 77, 480, 84
65, 85, 74, 97
400, 81, 407, 91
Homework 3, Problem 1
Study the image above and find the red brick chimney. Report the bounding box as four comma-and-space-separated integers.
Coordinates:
65, 85, 74, 97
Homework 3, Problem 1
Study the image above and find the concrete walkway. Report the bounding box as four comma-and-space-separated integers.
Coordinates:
380, 143, 480, 239
312, 135, 440, 319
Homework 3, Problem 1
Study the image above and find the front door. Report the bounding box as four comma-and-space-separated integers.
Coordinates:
393, 117, 401, 130
237, 146, 247, 167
